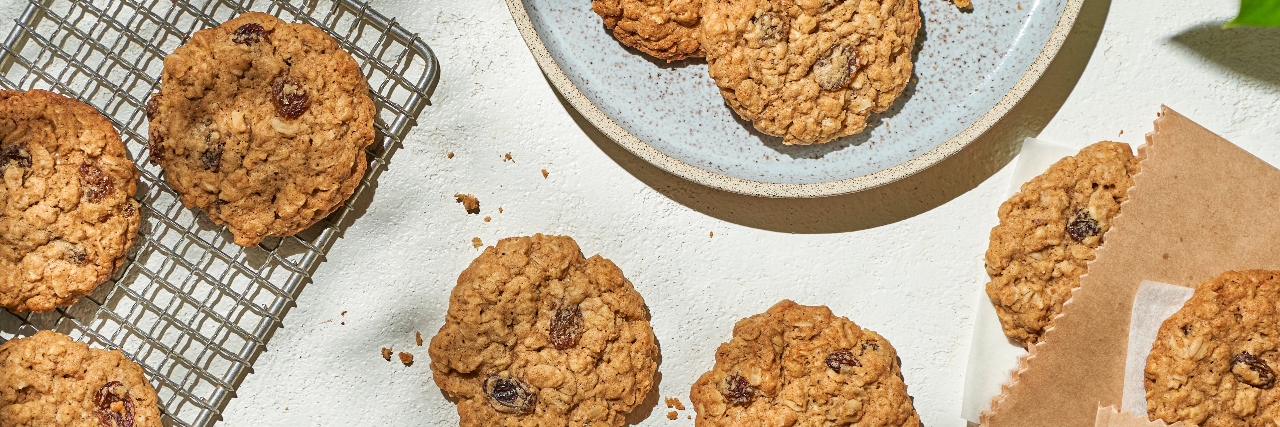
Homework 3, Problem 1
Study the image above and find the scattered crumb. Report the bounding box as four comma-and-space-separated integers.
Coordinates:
541, 169, 548, 178
667, 411, 678, 420
381, 347, 392, 361
687, 415, 691, 420
447, 152, 454, 159
1017, 3, 1022, 9
503, 152, 513, 162
484, 216, 491, 222
399, 352, 414, 367
415, 332, 423, 346
709, 231, 714, 238
664, 397, 686, 410
1119, 130, 1124, 135
454, 193, 480, 214
472, 237, 483, 248
341, 311, 346, 316
340, 322, 345, 325
498, 207, 504, 213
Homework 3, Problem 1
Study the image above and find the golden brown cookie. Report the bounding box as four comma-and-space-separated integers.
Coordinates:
592, 0, 704, 61
985, 141, 1139, 347
689, 300, 920, 427
428, 234, 658, 427
1146, 271, 1280, 427
148, 12, 376, 247
0, 331, 163, 426
0, 90, 140, 313
700, 0, 921, 145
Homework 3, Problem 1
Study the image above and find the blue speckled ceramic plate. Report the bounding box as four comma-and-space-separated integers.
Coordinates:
506, 0, 1082, 197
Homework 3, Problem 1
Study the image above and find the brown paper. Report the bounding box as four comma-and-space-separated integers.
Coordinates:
981, 106, 1280, 427
1094, 406, 1185, 427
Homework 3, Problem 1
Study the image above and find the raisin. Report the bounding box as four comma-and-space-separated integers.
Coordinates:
548, 303, 584, 350
825, 349, 860, 372
748, 11, 789, 47
147, 132, 165, 165
483, 373, 536, 414
201, 139, 224, 171
814, 44, 857, 91
1181, 324, 1192, 335
861, 341, 880, 353
821, 0, 845, 11
69, 247, 88, 265
145, 94, 160, 121
272, 76, 310, 119
1066, 210, 1101, 242
0, 145, 31, 170
232, 23, 267, 45
94, 381, 135, 427
723, 374, 755, 405
80, 163, 114, 203
1232, 352, 1276, 389
122, 202, 136, 218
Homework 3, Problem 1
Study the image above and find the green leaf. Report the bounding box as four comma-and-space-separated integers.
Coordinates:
1226, 0, 1280, 28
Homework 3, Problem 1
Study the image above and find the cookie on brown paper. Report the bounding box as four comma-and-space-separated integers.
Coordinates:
592, 0, 703, 61
148, 12, 376, 247
985, 141, 1139, 347
428, 234, 658, 426
689, 300, 920, 427
700, 0, 921, 145
0, 331, 163, 426
1146, 270, 1280, 427
0, 89, 141, 313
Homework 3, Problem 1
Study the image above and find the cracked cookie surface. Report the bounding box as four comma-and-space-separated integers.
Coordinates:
148, 12, 375, 247
985, 141, 1139, 347
689, 300, 920, 427
1146, 270, 1280, 427
592, 0, 704, 61
0, 331, 162, 427
700, 0, 920, 145
428, 234, 658, 427
0, 90, 140, 313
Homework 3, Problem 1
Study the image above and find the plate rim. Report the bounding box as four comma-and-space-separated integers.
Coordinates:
506, 0, 1084, 198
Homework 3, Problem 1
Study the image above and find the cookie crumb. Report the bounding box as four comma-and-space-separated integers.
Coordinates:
541, 169, 548, 178
503, 152, 513, 162
667, 411, 678, 420
398, 352, 414, 367
454, 193, 480, 214
340, 322, 344, 325
664, 397, 686, 410
472, 237, 483, 248
341, 311, 346, 316
1017, 3, 1022, 9
498, 207, 503, 213
381, 347, 392, 361
1119, 130, 1124, 135
484, 216, 491, 222
709, 231, 714, 238
415, 331, 423, 346
447, 152, 454, 159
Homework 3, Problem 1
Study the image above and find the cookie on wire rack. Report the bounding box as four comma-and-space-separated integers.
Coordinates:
429, 234, 658, 427
0, 330, 163, 426
591, 0, 704, 61
689, 300, 921, 427
1145, 270, 1280, 427
700, 0, 922, 145
984, 141, 1139, 347
147, 12, 376, 247
0, 89, 141, 313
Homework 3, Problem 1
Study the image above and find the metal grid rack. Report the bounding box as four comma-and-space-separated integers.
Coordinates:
0, 0, 437, 425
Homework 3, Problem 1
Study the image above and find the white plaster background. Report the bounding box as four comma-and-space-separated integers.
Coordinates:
4, 0, 1276, 425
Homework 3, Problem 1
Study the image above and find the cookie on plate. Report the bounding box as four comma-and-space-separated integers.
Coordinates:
0, 330, 163, 426
148, 12, 376, 247
1146, 270, 1280, 426
985, 141, 1139, 347
428, 234, 658, 427
700, 0, 921, 145
0, 89, 141, 313
690, 300, 920, 427
592, 0, 703, 61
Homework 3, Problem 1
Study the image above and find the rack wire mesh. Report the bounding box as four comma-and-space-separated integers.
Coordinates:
0, 0, 437, 425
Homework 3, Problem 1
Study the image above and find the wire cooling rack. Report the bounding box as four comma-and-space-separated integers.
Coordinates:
0, 0, 437, 425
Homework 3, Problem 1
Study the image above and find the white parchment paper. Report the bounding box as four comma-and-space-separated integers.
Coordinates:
961, 137, 1081, 423
1120, 281, 1195, 416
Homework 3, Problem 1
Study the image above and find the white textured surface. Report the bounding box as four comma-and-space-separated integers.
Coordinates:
221, 0, 1280, 425
2, 0, 1275, 425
